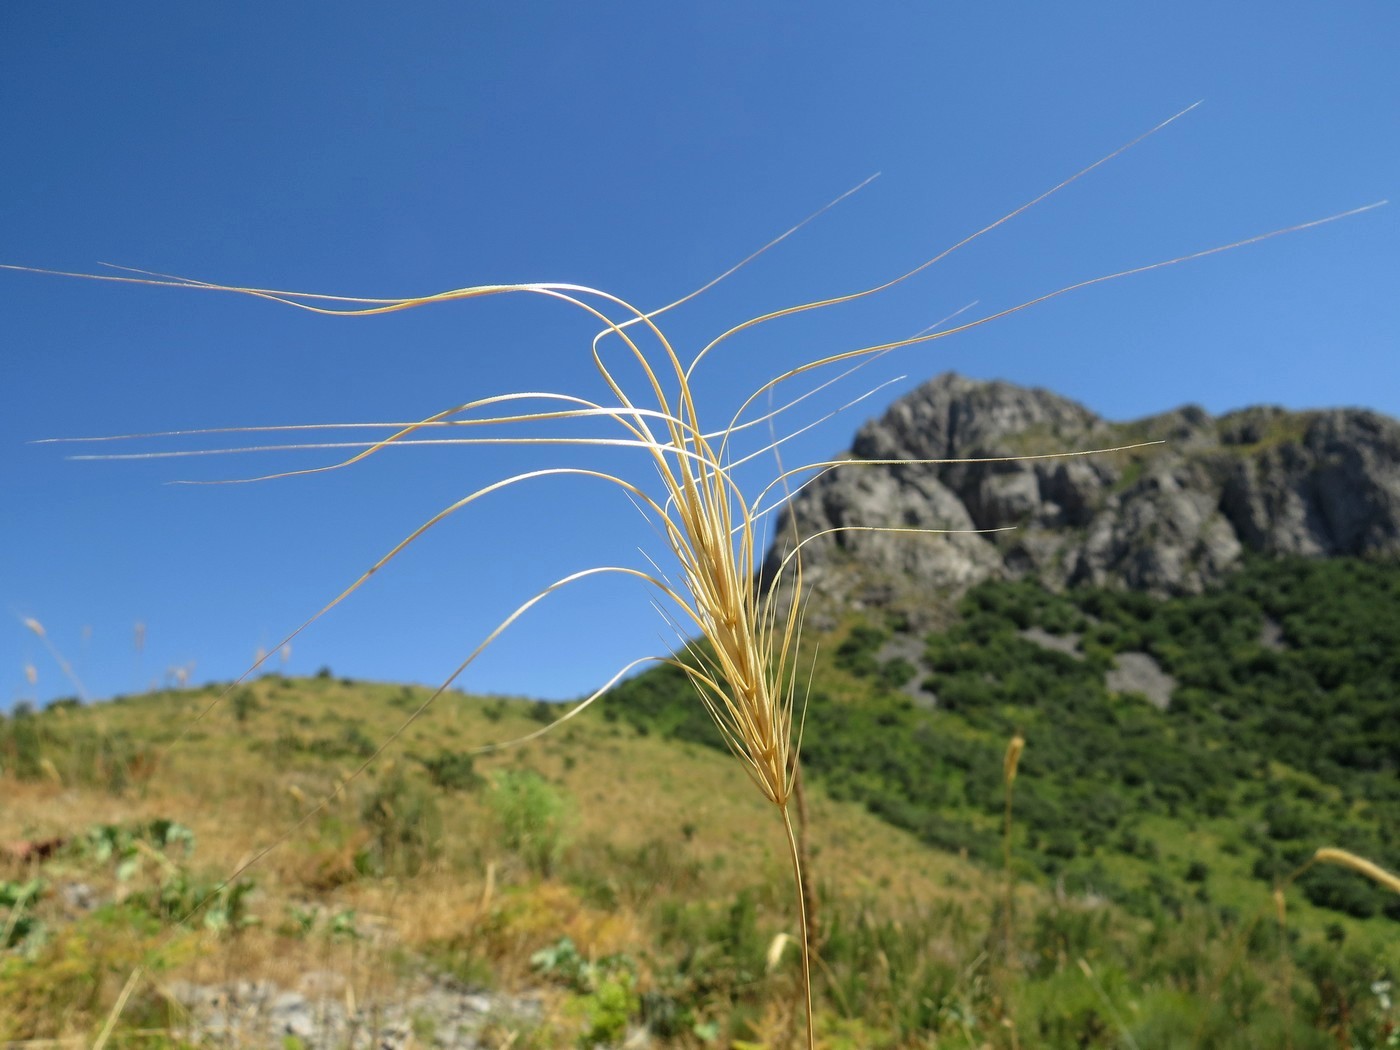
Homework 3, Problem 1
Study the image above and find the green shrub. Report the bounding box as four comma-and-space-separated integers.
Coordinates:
1298, 866, 1381, 919
878, 657, 917, 689
488, 769, 572, 877
0, 878, 45, 948
834, 624, 887, 678
359, 769, 443, 876
575, 972, 637, 1048
417, 749, 484, 791
231, 687, 259, 724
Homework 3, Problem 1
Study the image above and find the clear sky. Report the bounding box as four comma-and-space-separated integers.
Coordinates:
3, 3, 1396, 711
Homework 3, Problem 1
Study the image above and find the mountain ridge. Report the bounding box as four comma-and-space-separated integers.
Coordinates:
763, 372, 1400, 626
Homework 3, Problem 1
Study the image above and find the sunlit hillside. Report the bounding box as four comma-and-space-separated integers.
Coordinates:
4, 606, 1398, 1048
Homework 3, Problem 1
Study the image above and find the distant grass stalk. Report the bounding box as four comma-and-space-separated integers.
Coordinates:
21, 616, 88, 702
1002, 732, 1024, 960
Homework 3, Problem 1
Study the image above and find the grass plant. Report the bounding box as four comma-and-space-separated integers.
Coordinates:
4, 106, 1391, 1045
1002, 732, 1025, 957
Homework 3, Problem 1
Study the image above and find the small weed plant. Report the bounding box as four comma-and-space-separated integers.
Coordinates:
490, 768, 573, 879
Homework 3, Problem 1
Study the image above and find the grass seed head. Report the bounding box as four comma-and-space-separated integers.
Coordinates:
1003, 733, 1025, 787
1312, 847, 1400, 896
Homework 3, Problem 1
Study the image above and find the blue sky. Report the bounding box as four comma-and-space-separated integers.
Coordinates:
3, 3, 1396, 710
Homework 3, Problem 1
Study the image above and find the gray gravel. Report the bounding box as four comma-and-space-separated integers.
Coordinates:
164, 974, 546, 1049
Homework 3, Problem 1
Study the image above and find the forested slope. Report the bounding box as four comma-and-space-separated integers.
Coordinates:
612, 555, 1400, 932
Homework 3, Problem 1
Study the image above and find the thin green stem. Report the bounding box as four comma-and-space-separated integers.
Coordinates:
781, 800, 815, 1050
1003, 777, 1015, 959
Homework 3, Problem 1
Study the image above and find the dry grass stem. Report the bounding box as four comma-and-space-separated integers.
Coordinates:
90, 967, 143, 1050
6, 105, 1387, 1046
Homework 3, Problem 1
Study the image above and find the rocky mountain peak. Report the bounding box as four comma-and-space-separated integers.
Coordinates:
763, 373, 1400, 626
850, 372, 1107, 463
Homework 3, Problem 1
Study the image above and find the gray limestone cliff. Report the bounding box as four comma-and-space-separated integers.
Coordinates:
761, 373, 1400, 625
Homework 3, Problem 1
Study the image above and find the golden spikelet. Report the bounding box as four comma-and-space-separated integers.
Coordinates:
1311, 847, 1400, 896
1003, 733, 1025, 786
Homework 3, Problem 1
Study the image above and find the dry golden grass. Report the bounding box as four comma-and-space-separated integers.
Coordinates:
3, 681, 1032, 1047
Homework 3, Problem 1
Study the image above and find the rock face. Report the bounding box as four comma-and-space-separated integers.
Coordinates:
762, 373, 1400, 623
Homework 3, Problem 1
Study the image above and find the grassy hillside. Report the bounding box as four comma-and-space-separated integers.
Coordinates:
2, 560, 1398, 1048
2, 678, 1006, 1047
